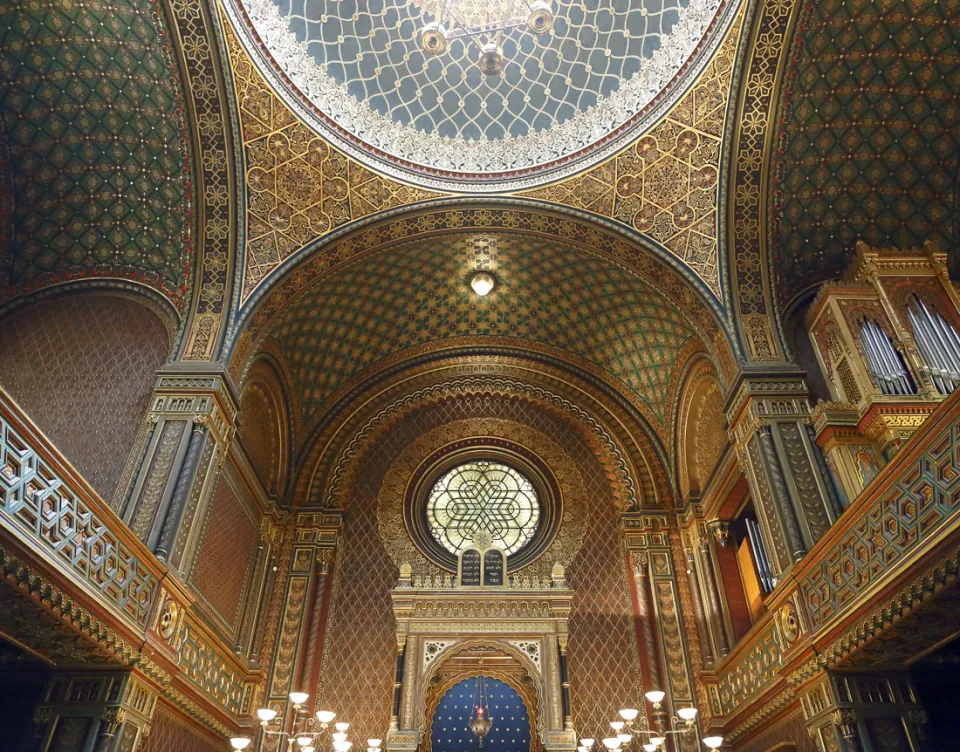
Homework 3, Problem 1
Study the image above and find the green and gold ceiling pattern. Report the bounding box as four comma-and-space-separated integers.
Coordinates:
265, 233, 699, 431
772, 0, 960, 306
0, 0, 191, 307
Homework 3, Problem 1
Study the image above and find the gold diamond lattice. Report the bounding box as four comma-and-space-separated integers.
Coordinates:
427, 461, 540, 556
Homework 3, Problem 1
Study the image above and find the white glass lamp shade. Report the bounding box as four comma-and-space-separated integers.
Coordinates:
470, 271, 496, 296
333, 742, 353, 752
297, 737, 313, 747
305, 748, 315, 752
316, 710, 336, 724
617, 734, 632, 744
643, 745, 657, 752
580, 739, 595, 748
257, 708, 279, 722
649, 737, 664, 747
333, 733, 348, 743
602, 738, 623, 750
644, 690, 666, 704
335, 722, 350, 732
579, 747, 589, 752
289, 692, 310, 705
677, 707, 698, 721
702, 737, 724, 750
367, 741, 382, 749
618, 708, 639, 722
230, 739, 251, 750
609, 721, 624, 732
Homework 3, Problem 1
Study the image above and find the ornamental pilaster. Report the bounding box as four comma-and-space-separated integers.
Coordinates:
118, 370, 238, 569
726, 373, 842, 578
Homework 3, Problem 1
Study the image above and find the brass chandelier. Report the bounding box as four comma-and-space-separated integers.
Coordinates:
417, 0, 556, 75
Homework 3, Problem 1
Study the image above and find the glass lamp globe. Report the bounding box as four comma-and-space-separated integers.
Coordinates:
619, 708, 639, 722
470, 271, 496, 296
610, 721, 625, 732
297, 737, 313, 747
579, 747, 589, 752
230, 740, 251, 750
289, 692, 309, 705
602, 738, 622, 750
317, 710, 336, 725
304, 748, 315, 752
702, 737, 724, 750
649, 737, 664, 747
643, 746, 657, 752
333, 733, 348, 743
257, 708, 278, 722
367, 740, 382, 748
645, 690, 666, 704
580, 739, 595, 748
333, 742, 353, 752
335, 722, 351, 732
617, 734, 632, 744
678, 707, 698, 721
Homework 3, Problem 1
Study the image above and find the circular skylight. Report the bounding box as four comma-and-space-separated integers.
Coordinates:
230, 0, 735, 189
426, 460, 540, 556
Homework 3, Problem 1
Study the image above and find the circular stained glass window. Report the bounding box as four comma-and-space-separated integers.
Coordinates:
426, 460, 540, 557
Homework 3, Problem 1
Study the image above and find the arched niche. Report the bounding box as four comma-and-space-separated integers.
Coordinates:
0, 289, 175, 504
676, 357, 726, 500
236, 355, 290, 498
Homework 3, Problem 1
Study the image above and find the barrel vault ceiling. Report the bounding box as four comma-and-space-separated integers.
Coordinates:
0, 0, 193, 309
772, 0, 960, 309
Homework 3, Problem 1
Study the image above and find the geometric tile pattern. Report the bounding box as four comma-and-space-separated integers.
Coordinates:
221, 19, 441, 302
523, 9, 743, 301
316, 394, 644, 744
0, 294, 170, 502
0, 0, 191, 307
0, 405, 160, 629
801, 416, 960, 630
269, 234, 698, 428
772, 0, 960, 305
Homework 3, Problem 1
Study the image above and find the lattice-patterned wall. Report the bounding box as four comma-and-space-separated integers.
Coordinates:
140, 703, 224, 752
0, 292, 170, 502
189, 465, 261, 639
315, 394, 645, 743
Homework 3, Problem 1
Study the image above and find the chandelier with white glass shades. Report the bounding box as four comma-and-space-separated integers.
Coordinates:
228, 692, 384, 752
577, 690, 724, 752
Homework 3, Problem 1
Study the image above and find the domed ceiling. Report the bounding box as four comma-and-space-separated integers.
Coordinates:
225, 0, 741, 190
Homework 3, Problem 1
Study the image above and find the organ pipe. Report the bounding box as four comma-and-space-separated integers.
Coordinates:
908, 296, 960, 394
859, 318, 914, 395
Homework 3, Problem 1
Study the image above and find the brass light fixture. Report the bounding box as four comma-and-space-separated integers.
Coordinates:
470, 271, 496, 296
469, 670, 493, 745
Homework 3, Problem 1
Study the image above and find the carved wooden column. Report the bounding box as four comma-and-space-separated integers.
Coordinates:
727, 373, 841, 579
630, 552, 664, 690
622, 513, 696, 734
119, 370, 237, 569
262, 511, 342, 731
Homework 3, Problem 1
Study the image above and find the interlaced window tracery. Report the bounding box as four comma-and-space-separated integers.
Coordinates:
426, 461, 540, 557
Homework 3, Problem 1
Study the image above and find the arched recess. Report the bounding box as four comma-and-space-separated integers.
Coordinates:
308, 378, 652, 744
675, 355, 727, 501
0, 287, 176, 504
420, 642, 544, 752
235, 355, 291, 498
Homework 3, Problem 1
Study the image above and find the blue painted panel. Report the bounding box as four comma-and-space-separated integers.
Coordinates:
430, 676, 531, 752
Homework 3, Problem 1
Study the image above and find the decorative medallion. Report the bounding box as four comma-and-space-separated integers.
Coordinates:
224, 0, 742, 190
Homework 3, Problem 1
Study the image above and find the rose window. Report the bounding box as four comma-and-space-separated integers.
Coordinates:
426, 460, 540, 556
